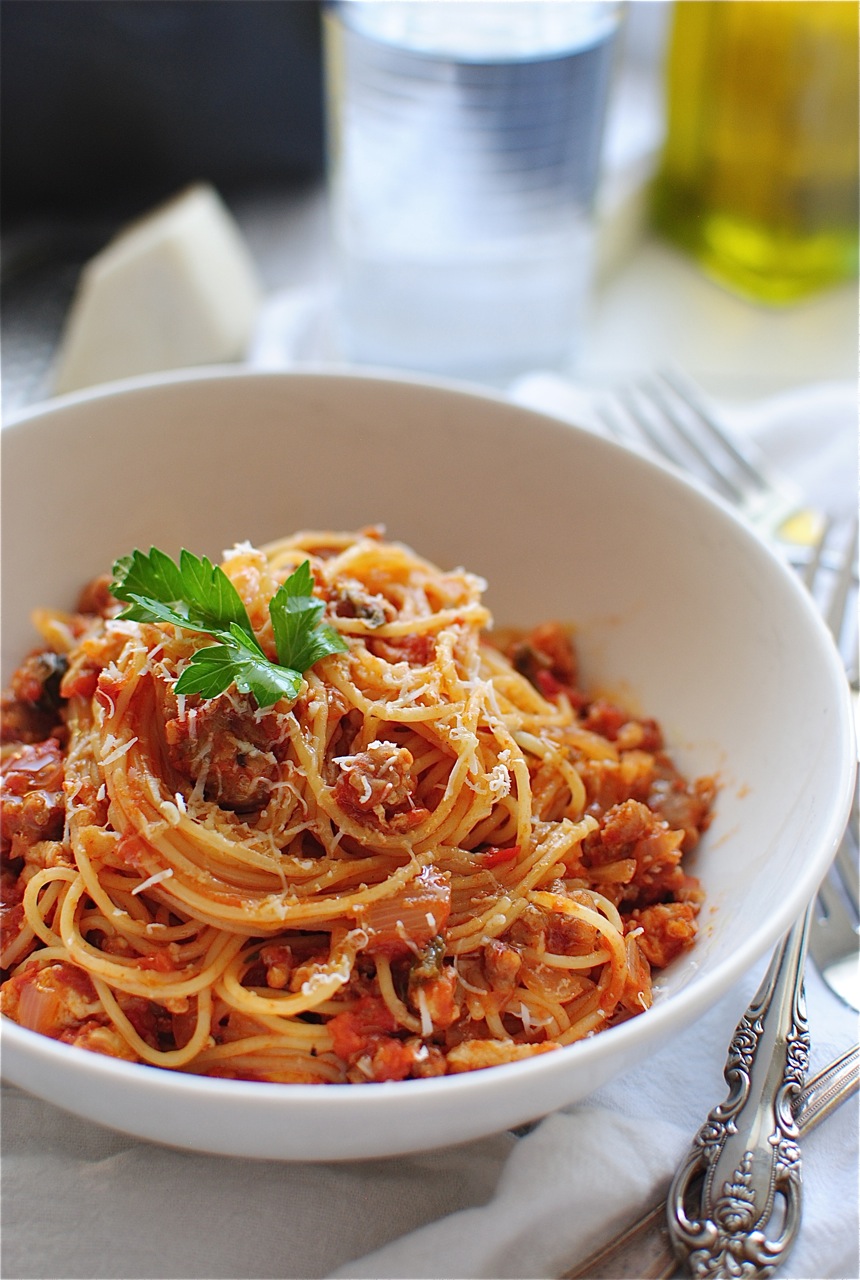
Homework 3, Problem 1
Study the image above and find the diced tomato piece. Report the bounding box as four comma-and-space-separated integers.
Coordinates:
327, 995, 398, 1062
366, 1037, 415, 1082
478, 844, 520, 868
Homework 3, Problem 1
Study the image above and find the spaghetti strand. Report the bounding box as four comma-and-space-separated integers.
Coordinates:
0, 529, 714, 1083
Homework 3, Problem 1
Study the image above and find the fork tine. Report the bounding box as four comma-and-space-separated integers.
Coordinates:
600, 386, 747, 505
618, 387, 710, 474
603, 369, 823, 549
657, 366, 772, 489
811, 869, 858, 982
799, 515, 834, 601
594, 398, 697, 477
593, 399, 635, 445
603, 369, 841, 573
835, 817, 859, 916
643, 374, 751, 504
806, 509, 859, 1006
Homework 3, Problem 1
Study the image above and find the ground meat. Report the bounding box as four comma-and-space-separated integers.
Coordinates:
404, 1038, 448, 1078
0, 651, 68, 744
583, 699, 663, 752
332, 740, 425, 831
583, 798, 691, 908
164, 695, 286, 811
327, 580, 393, 628
1, 897, 28, 971
648, 762, 716, 851
584, 798, 653, 862
506, 621, 581, 701
545, 912, 601, 955
367, 634, 436, 666
578, 755, 655, 818
1, 740, 66, 858
633, 902, 698, 967
75, 574, 117, 618
482, 940, 523, 993
7, 651, 68, 711
507, 903, 548, 950
0, 960, 100, 1036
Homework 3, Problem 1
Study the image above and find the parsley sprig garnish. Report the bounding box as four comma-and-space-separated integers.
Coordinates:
110, 548, 347, 709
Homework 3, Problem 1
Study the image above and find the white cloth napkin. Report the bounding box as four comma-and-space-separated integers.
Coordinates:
2, 379, 857, 1280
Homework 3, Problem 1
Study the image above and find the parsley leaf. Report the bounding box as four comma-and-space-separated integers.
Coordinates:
175, 632, 303, 706
269, 559, 348, 673
110, 548, 347, 709
111, 548, 254, 637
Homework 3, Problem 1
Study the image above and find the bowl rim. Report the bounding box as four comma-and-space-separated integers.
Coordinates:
1, 359, 530, 427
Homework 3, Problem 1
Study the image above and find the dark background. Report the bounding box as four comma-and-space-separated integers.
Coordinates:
1, 0, 326, 228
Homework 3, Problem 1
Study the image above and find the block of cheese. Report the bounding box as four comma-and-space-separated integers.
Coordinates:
53, 184, 263, 394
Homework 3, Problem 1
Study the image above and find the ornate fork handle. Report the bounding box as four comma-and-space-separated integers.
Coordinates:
666, 908, 812, 1278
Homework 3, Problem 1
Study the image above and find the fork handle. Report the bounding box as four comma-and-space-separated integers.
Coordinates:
560, 1043, 858, 1279
666, 907, 812, 1278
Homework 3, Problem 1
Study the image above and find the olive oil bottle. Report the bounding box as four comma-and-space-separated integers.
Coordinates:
653, 1, 858, 304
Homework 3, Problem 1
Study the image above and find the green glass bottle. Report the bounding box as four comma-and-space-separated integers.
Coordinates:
652, 0, 859, 304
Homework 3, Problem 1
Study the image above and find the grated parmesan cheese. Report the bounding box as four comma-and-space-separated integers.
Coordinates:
131, 867, 174, 896
416, 987, 434, 1038
102, 736, 138, 767
452, 958, 489, 996
223, 541, 255, 559
53, 184, 261, 394
486, 762, 511, 798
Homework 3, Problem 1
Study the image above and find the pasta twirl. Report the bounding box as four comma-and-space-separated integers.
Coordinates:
0, 529, 715, 1083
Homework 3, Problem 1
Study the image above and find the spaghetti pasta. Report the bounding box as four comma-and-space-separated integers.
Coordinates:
1, 529, 715, 1083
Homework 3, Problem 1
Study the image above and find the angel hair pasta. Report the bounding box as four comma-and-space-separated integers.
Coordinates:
1, 528, 714, 1082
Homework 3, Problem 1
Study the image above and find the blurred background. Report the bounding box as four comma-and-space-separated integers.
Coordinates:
2, 0, 857, 411
1, 0, 326, 223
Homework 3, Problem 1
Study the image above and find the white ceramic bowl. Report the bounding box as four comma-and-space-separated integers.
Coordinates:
1, 368, 854, 1160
